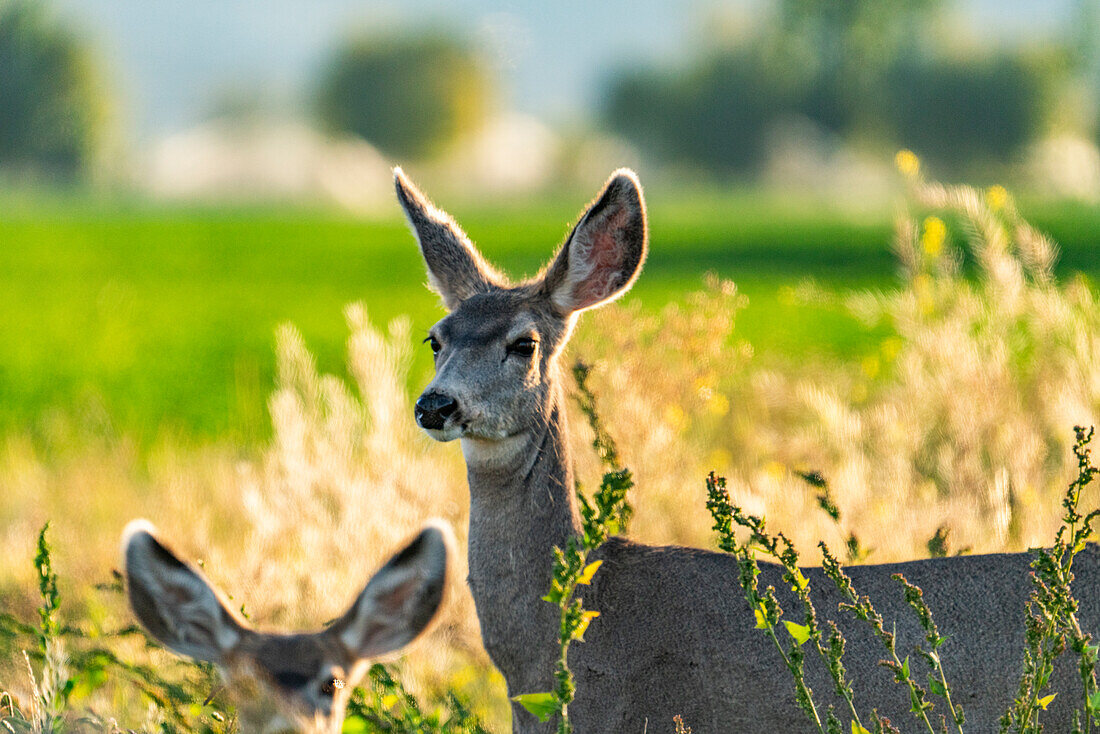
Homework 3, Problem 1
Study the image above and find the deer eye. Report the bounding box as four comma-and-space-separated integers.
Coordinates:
319, 676, 345, 697
424, 335, 441, 355
507, 337, 538, 359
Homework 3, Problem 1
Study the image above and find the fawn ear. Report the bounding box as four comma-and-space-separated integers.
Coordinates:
122, 520, 244, 663
332, 521, 452, 660
394, 168, 505, 310
540, 169, 647, 315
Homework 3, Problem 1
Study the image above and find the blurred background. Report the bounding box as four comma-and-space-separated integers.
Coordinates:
3, 2, 1100, 729
3, 0, 1100, 443
5, 0, 1100, 202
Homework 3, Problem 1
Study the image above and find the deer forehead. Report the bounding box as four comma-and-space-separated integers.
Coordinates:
435, 291, 564, 346
233, 632, 345, 682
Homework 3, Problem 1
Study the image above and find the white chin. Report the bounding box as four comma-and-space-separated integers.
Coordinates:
423, 426, 463, 442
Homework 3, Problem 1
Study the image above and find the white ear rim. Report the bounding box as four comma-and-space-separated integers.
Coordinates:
120, 518, 159, 559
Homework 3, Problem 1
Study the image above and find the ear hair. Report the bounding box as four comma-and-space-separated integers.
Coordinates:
394, 167, 506, 310
122, 520, 244, 663
539, 169, 648, 315
332, 520, 453, 660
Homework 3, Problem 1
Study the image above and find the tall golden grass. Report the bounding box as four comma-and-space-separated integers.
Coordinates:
578, 175, 1098, 562
1, 174, 1097, 730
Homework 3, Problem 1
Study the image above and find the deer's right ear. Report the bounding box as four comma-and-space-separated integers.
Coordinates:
394, 168, 505, 310
539, 169, 647, 315
122, 520, 243, 663
332, 521, 452, 660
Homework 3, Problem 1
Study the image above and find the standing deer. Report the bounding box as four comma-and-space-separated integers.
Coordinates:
122, 519, 452, 734
396, 167, 1100, 733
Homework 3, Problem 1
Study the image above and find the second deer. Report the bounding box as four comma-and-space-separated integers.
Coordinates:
122, 519, 452, 733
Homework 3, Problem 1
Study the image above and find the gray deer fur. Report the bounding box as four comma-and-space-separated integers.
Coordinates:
395, 167, 1100, 733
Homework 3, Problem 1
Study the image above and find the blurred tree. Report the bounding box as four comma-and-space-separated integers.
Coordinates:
604, 49, 799, 176
885, 53, 1056, 168
773, 0, 943, 134
316, 33, 491, 160
602, 0, 948, 177
602, 0, 1065, 178
0, 0, 109, 179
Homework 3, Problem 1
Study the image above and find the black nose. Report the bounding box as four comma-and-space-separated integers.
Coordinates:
415, 392, 458, 430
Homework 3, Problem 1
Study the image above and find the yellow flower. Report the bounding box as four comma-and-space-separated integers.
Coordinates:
765, 461, 786, 480
707, 449, 732, 471
663, 404, 687, 432
987, 184, 1010, 212
707, 392, 730, 417
921, 216, 946, 257
861, 355, 880, 379
895, 149, 920, 177
880, 336, 903, 361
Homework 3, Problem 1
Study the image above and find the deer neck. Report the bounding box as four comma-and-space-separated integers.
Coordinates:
460, 381, 580, 683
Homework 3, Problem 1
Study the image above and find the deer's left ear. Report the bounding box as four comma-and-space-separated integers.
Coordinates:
331, 521, 452, 660
394, 167, 506, 310
540, 169, 647, 315
122, 520, 244, 663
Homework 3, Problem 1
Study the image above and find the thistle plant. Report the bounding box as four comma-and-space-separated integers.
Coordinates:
709, 467, 974, 734
820, 544, 962, 734
1, 524, 233, 733
1001, 426, 1100, 734
344, 663, 491, 734
706, 471, 870, 734
894, 573, 965, 729
798, 470, 868, 563
513, 362, 634, 734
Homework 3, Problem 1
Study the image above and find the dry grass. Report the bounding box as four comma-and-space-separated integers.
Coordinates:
577, 177, 1099, 562
1, 176, 1098, 730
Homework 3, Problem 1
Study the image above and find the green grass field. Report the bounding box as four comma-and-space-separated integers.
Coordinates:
2, 193, 1097, 444
2, 181, 1099, 733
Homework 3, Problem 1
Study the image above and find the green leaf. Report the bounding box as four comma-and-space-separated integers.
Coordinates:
512, 692, 559, 722
928, 675, 947, 697
1038, 693, 1057, 710
68, 666, 108, 701
578, 560, 603, 585
342, 716, 369, 734
901, 655, 910, 679
784, 620, 811, 645
791, 568, 809, 591
573, 610, 601, 641
753, 605, 768, 629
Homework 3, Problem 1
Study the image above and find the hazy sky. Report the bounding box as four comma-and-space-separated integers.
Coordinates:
55, 0, 1076, 141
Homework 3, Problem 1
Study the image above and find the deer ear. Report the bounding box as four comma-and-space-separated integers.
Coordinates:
394, 168, 506, 310
540, 169, 647, 315
122, 520, 243, 663
333, 521, 452, 660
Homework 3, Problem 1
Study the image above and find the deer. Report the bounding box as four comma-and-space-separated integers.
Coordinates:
121, 518, 453, 734
395, 166, 1100, 733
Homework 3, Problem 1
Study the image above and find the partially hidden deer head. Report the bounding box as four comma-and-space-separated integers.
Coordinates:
122, 520, 453, 733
